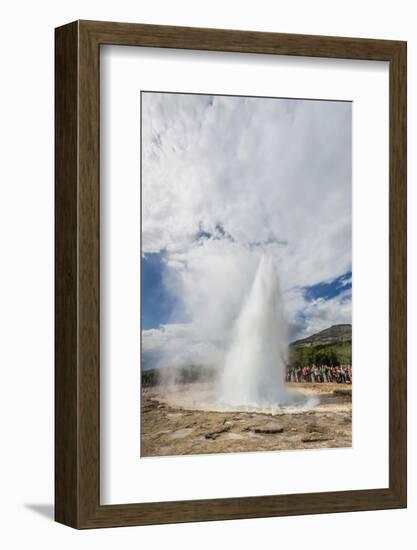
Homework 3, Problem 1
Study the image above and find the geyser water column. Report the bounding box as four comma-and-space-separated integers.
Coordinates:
220, 254, 293, 408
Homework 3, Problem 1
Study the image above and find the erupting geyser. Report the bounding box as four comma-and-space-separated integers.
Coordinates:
220, 254, 299, 409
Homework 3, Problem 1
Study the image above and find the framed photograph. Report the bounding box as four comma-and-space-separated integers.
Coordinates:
55, 20, 407, 528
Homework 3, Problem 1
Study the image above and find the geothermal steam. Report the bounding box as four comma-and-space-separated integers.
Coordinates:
220, 254, 296, 408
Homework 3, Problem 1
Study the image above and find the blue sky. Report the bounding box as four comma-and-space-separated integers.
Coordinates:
141, 92, 352, 367
303, 271, 352, 303
141, 253, 175, 330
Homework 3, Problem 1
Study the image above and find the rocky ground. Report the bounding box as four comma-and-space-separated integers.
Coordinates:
141, 382, 352, 457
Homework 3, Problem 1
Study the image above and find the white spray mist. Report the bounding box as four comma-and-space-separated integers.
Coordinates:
220, 254, 293, 408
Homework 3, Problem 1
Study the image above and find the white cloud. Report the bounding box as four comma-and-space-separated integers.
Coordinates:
142, 92, 352, 365
286, 288, 352, 341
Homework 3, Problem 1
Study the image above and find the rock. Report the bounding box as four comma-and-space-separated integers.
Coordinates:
253, 421, 284, 434
301, 433, 331, 443
333, 389, 352, 397
204, 426, 231, 440
141, 405, 156, 413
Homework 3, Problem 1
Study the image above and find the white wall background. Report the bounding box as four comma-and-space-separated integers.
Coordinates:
0, 0, 414, 548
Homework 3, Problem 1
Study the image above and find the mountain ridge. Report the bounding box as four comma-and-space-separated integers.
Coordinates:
290, 324, 352, 347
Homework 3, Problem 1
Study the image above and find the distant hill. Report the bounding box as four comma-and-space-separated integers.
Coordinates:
289, 324, 352, 367
291, 324, 352, 347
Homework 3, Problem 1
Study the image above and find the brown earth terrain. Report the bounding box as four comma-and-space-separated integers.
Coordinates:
141, 382, 352, 457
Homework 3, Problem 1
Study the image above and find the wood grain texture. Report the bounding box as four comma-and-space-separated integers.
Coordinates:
388, 41, 407, 504
55, 21, 79, 527
55, 20, 407, 529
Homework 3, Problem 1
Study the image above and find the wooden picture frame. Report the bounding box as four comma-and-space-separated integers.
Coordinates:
55, 20, 407, 528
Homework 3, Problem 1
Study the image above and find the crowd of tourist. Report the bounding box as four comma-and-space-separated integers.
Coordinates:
285, 364, 352, 384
